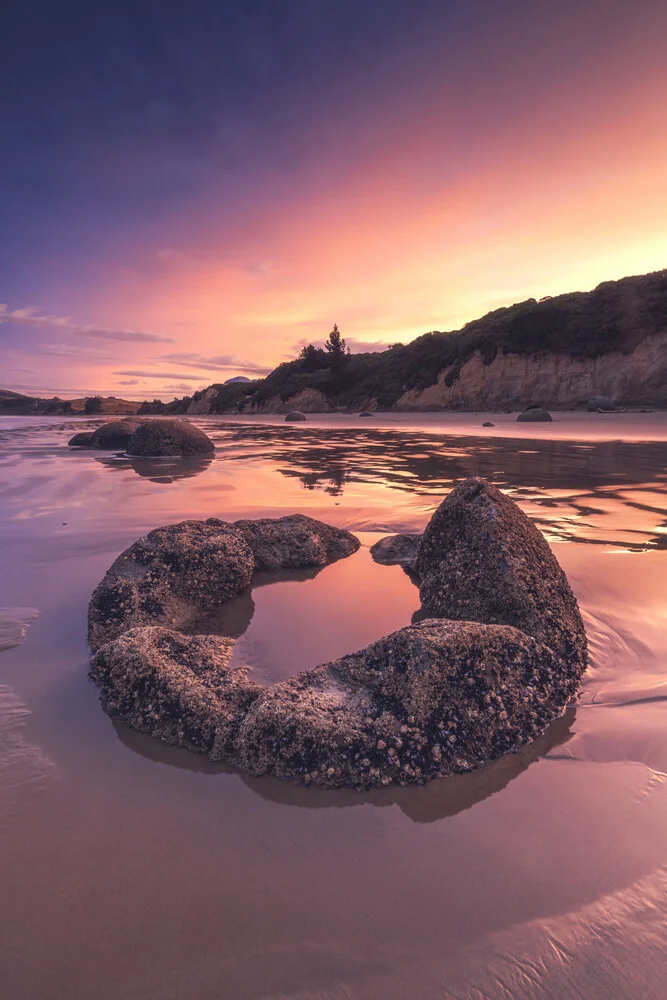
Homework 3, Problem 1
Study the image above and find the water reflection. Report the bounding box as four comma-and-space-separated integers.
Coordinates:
95, 454, 213, 483
113, 707, 576, 823
214, 424, 667, 549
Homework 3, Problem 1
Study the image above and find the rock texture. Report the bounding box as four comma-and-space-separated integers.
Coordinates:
126, 419, 215, 457
415, 478, 587, 674
233, 514, 360, 570
88, 480, 588, 789
285, 410, 307, 422
88, 521, 254, 651
90, 627, 261, 758
236, 620, 564, 786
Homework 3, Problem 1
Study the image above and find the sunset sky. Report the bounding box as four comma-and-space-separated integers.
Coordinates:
2, 0, 667, 400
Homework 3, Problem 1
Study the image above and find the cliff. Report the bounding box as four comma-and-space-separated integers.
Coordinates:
239, 268, 667, 413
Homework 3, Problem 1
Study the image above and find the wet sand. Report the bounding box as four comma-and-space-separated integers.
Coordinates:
2, 413, 667, 998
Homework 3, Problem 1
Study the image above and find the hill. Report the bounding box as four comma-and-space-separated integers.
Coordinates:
0, 391, 142, 416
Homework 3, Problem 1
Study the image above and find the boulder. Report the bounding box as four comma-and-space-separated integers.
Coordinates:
91, 418, 144, 449
236, 619, 567, 787
587, 395, 615, 412
232, 514, 360, 571
370, 533, 421, 572
87, 481, 587, 790
90, 627, 261, 758
359, 412, 374, 417
415, 478, 587, 672
517, 408, 552, 422
126, 419, 215, 457
88, 520, 254, 651
482, 421, 495, 427
285, 411, 306, 422
68, 431, 95, 447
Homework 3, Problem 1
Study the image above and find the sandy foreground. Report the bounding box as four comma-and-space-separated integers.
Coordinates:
1, 413, 667, 999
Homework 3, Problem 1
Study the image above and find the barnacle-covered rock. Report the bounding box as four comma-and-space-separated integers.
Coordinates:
415, 478, 587, 673
88, 520, 254, 651
87, 480, 588, 791
232, 514, 360, 570
90, 626, 261, 757
236, 619, 567, 788
369, 533, 421, 573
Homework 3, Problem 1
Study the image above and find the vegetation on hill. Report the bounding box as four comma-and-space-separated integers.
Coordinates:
248, 268, 667, 410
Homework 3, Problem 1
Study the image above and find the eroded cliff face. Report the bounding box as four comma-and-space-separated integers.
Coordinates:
395, 333, 667, 410
249, 388, 331, 413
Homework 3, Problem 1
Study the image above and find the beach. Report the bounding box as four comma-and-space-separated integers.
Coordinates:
2, 412, 667, 999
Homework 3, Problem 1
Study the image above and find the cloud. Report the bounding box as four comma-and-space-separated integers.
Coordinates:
163, 382, 194, 392
246, 261, 269, 277
113, 369, 208, 379
114, 379, 141, 386
0, 305, 175, 344
161, 352, 273, 374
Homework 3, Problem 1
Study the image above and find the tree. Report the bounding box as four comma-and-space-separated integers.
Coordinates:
324, 323, 350, 357
299, 343, 328, 372
84, 396, 103, 414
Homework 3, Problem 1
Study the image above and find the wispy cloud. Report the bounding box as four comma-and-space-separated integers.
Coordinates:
161, 352, 273, 374
163, 382, 194, 392
113, 369, 208, 380
114, 379, 141, 386
0, 305, 176, 344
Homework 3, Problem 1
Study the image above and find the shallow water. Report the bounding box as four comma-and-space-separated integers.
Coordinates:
2, 412, 667, 999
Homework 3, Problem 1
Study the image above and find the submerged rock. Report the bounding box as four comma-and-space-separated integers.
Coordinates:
68, 431, 95, 447
88, 479, 587, 790
232, 514, 360, 570
517, 407, 552, 422
370, 533, 421, 573
126, 419, 215, 457
285, 411, 306, 422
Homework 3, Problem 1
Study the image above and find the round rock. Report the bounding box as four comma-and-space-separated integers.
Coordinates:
517, 408, 552, 422
285, 411, 306, 422
68, 431, 95, 447
587, 395, 614, 412
90, 418, 144, 449
126, 419, 215, 457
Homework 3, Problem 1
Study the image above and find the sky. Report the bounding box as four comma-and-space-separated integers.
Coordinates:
1, 0, 667, 400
